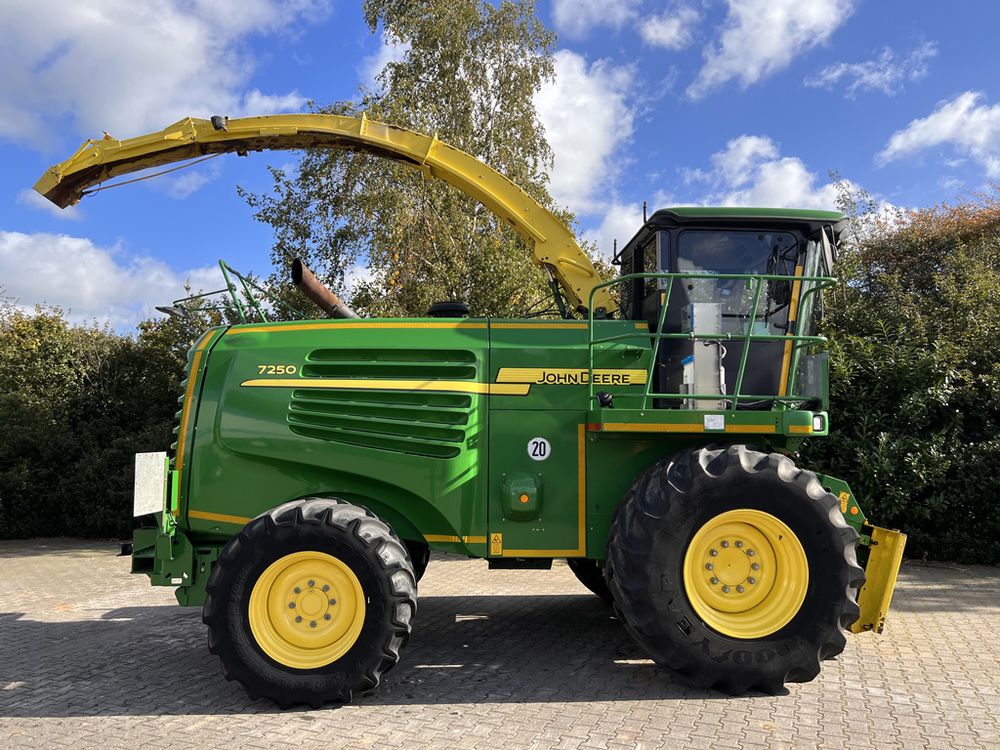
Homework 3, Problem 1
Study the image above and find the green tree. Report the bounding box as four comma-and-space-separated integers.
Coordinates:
0, 300, 220, 539
243, 0, 580, 318
801, 189, 1000, 563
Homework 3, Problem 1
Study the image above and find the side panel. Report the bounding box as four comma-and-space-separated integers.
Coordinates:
486, 320, 649, 557
487, 413, 585, 557
182, 320, 492, 555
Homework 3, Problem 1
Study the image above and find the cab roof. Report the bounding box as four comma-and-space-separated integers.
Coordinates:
653, 206, 845, 222
618, 206, 849, 257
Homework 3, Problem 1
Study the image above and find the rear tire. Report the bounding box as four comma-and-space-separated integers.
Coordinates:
404, 539, 430, 583
203, 497, 416, 707
605, 445, 864, 694
566, 558, 612, 602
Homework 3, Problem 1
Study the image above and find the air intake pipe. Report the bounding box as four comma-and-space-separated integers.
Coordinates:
291, 258, 358, 319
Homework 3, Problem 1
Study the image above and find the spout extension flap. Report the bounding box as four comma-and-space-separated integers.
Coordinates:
852, 525, 907, 634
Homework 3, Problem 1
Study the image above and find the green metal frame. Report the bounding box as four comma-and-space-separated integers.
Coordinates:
587, 271, 837, 410
162, 260, 306, 324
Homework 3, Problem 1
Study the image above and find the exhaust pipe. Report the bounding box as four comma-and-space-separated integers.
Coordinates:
291, 259, 358, 319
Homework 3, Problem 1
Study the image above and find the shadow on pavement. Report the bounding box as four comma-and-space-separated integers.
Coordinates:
0, 593, 721, 718
889, 561, 1000, 614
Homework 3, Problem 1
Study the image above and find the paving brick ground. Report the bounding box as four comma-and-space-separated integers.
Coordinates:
0, 540, 997, 749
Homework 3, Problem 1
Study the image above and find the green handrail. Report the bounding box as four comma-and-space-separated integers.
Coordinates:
586, 271, 836, 411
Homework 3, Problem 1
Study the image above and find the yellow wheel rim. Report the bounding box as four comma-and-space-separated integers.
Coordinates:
683, 509, 808, 639
248, 551, 366, 669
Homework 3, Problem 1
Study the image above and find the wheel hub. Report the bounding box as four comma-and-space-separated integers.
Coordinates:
683, 509, 808, 639
713, 545, 751, 587
249, 551, 366, 669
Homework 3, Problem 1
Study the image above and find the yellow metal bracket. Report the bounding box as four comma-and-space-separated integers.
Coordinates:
851, 525, 907, 634
33, 114, 616, 315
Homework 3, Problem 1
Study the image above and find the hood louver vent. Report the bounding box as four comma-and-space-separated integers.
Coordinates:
287, 349, 479, 459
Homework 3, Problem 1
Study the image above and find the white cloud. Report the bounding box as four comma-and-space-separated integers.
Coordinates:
0, 0, 328, 148
0, 230, 218, 328
580, 203, 645, 261
805, 42, 937, 98
688, 0, 856, 99
237, 89, 308, 115
535, 51, 636, 214
160, 170, 219, 201
938, 176, 963, 193
150, 159, 225, 200
551, 0, 640, 38
640, 6, 701, 51
710, 135, 779, 187
879, 91, 1000, 178
720, 157, 841, 208
685, 135, 843, 209
360, 32, 411, 90
16, 189, 83, 221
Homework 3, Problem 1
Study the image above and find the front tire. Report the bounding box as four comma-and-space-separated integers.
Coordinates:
202, 497, 417, 707
606, 445, 864, 694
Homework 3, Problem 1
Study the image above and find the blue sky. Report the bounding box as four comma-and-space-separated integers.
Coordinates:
1, 0, 998, 327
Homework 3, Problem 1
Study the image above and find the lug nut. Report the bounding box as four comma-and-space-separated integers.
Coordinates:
308, 580, 315, 587
705, 563, 714, 570
710, 577, 719, 585
322, 584, 330, 592
747, 550, 755, 557
295, 616, 302, 623
748, 577, 756, 584
294, 587, 301, 594
721, 541, 729, 548
288, 602, 295, 609
329, 598, 336, 605
752, 562, 760, 570
324, 613, 332, 621
736, 585, 745, 593
722, 585, 730, 593
310, 620, 317, 628
735, 541, 743, 548
709, 548, 718, 557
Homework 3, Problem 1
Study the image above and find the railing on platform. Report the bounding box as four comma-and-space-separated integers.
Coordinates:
587, 272, 836, 412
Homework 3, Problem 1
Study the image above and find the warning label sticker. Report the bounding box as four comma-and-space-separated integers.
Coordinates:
839, 491, 850, 513
490, 532, 503, 556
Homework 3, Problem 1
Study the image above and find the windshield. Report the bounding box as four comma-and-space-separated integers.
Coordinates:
674, 229, 800, 334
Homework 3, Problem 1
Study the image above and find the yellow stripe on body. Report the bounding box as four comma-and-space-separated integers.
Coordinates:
241, 378, 530, 396
777, 265, 805, 397
227, 321, 488, 336
495, 368, 648, 385
228, 319, 645, 336
175, 331, 217, 497
593, 422, 777, 434
188, 512, 491, 542
188, 509, 252, 526
491, 322, 587, 330
423, 535, 487, 544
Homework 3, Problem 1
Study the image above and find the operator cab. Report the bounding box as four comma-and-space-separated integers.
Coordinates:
615, 208, 847, 410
